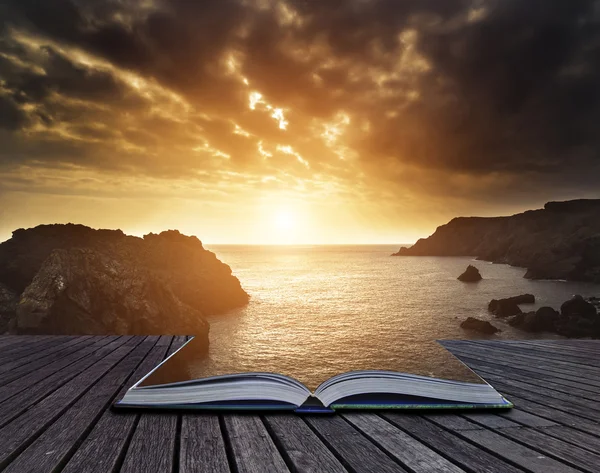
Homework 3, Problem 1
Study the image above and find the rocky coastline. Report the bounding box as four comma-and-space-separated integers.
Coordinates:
0, 224, 249, 347
460, 294, 600, 338
393, 199, 600, 283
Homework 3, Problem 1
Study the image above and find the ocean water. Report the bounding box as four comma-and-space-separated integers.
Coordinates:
197, 245, 600, 388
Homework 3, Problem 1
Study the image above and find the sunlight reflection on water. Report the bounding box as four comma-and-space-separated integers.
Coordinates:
193, 245, 600, 389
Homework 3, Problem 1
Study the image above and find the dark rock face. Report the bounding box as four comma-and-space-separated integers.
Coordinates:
534, 307, 561, 330
457, 265, 482, 282
488, 300, 522, 318
488, 294, 535, 318
560, 295, 597, 319
554, 295, 600, 338
0, 283, 18, 334
0, 224, 249, 336
17, 249, 209, 348
393, 199, 600, 283
507, 313, 526, 327
460, 317, 500, 334
503, 296, 599, 338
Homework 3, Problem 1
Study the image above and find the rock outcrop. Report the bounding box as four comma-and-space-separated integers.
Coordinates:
457, 265, 482, 282
393, 199, 600, 282
504, 295, 600, 338
0, 224, 249, 337
460, 317, 500, 334
488, 294, 535, 317
0, 283, 18, 334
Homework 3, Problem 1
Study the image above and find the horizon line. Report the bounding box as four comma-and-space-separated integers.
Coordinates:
202, 242, 414, 246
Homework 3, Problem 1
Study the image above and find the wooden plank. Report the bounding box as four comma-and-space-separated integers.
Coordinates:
120, 336, 180, 473
343, 413, 466, 473
0, 336, 129, 428
2, 337, 157, 473
449, 351, 600, 397
496, 409, 557, 428
263, 415, 348, 473
446, 343, 600, 390
460, 412, 522, 430
449, 341, 600, 377
0, 335, 49, 350
0, 335, 94, 377
0, 336, 141, 468
0, 335, 97, 385
180, 416, 231, 473
383, 414, 524, 473
498, 393, 600, 437
120, 413, 177, 473
456, 428, 582, 473
498, 427, 600, 472
0, 336, 113, 405
468, 340, 600, 369
305, 415, 408, 473
223, 415, 290, 473
422, 414, 581, 473
519, 340, 600, 356
468, 371, 600, 421
465, 360, 600, 402
534, 425, 600, 455
0, 335, 65, 363
60, 337, 172, 473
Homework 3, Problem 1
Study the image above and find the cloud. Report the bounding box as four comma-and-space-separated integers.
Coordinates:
0, 0, 599, 211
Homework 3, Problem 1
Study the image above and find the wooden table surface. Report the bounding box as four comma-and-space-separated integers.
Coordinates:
0, 335, 598, 473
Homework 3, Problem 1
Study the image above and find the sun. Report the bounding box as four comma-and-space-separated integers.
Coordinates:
274, 210, 296, 232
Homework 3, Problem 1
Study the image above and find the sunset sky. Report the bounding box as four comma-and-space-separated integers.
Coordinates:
1, 0, 600, 244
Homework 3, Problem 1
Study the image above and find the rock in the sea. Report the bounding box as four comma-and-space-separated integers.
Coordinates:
534, 307, 560, 330
507, 313, 526, 327
0, 283, 18, 334
488, 294, 534, 317
488, 300, 522, 318
560, 295, 598, 319
16, 248, 209, 347
457, 265, 482, 282
460, 317, 500, 334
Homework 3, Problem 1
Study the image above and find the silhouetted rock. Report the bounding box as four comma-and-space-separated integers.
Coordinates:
560, 295, 598, 319
457, 265, 482, 282
393, 199, 600, 283
488, 300, 522, 318
0, 224, 250, 336
507, 313, 526, 327
0, 283, 18, 334
535, 307, 561, 330
16, 248, 209, 347
505, 296, 599, 337
516, 309, 558, 333
460, 317, 500, 334
488, 294, 534, 318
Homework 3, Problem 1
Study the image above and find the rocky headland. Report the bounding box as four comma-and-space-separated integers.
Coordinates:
393, 199, 600, 282
0, 224, 249, 345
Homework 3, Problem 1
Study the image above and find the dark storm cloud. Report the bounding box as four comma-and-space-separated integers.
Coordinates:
1, 0, 600, 197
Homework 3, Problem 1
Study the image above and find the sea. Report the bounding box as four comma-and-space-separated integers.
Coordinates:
195, 244, 600, 389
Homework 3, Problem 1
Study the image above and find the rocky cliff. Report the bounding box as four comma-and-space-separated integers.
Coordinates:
0, 224, 249, 339
393, 199, 600, 282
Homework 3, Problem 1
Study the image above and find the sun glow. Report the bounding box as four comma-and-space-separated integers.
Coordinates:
274, 210, 296, 231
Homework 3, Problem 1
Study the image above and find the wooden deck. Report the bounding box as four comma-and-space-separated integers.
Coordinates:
0, 337, 599, 473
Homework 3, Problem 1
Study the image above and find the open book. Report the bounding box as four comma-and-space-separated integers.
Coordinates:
114, 338, 512, 413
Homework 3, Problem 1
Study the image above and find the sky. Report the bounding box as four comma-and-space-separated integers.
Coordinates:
1, 0, 600, 244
